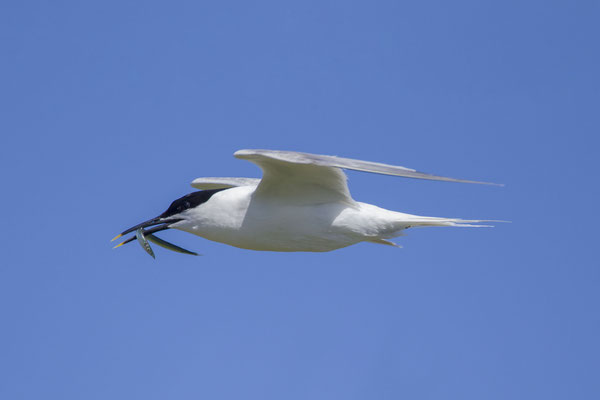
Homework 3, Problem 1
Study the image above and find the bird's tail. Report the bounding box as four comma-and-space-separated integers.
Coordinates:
362, 205, 506, 247
402, 216, 499, 228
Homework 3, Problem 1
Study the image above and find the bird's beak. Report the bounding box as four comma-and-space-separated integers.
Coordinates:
112, 217, 198, 257
111, 217, 181, 248
111, 216, 170, 243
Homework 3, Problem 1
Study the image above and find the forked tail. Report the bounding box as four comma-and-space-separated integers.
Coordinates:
403, 216, 498, 228
368, 217, 502, 248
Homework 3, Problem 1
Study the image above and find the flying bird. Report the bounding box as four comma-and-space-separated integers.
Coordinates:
112, 149, 501, 257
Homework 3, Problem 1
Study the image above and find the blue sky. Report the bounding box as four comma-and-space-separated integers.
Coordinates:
1, 1, 599, 399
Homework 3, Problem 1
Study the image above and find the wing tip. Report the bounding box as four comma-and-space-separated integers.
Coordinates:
234, 149, 256, 159
462, 179, 504, 187
190, 177, 261, 190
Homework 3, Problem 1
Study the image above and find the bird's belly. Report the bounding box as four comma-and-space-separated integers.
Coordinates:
214, 230, 353, 252
180, 202, 362, 252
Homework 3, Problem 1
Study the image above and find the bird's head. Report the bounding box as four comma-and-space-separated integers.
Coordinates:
111, 189, 227, 256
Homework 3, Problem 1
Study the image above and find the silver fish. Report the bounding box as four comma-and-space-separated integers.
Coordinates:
147, 234, 199, 256
136, 228, 155, 258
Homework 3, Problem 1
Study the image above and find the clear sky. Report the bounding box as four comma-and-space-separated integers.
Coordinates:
1, 1, 599, 399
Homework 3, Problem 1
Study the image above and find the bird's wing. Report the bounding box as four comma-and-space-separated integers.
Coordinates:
234, 149, 500, 205
190, 177, 260, 190
234, 149, 355, 204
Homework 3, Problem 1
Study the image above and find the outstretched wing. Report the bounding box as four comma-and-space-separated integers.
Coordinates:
234, 149, 500, 205
190, 177, 260, 190
235, 149, 354, 205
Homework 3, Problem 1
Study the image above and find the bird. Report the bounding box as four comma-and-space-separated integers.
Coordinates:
112, 149, 501, 257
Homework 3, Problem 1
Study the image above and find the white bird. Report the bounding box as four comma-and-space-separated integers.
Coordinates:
113, 149, 501, 256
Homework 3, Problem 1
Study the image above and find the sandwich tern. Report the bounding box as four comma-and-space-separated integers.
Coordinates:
113, 149, 501, 257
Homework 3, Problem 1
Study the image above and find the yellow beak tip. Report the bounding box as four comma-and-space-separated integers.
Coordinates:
113, 241, 126, 249
111, 234, 123, 242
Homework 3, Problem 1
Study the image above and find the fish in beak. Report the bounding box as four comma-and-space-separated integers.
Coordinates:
112, 216, 198, 258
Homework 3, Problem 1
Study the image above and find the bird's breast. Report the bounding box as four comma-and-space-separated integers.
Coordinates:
176, 188, 366, 251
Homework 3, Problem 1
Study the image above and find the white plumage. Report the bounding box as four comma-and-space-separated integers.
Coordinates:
114, 149, 501, 256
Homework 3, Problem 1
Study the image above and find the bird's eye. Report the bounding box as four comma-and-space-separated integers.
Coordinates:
176, 201, 190, 213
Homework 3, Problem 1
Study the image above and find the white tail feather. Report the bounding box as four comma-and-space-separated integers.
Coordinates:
401, 217, 506, 229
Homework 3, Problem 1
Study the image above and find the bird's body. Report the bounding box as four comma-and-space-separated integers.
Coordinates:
173, 186, 403, 251
113, 149, 500, 256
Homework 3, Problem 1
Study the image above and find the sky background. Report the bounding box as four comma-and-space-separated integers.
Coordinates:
1, 1, 599, 399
